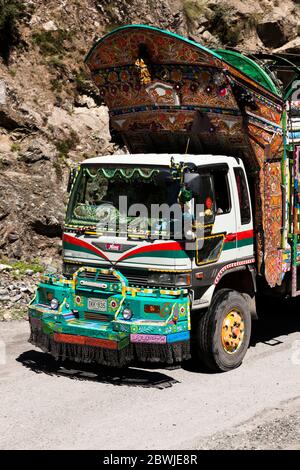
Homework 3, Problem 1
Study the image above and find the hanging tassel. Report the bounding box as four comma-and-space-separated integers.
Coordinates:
29, 320, 190, 367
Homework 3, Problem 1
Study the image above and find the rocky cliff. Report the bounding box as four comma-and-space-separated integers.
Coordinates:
0, 0, 299, 267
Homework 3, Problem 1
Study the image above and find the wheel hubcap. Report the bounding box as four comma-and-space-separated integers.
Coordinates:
221, 309, 245, 354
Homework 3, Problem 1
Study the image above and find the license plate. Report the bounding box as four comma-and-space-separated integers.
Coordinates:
88, 298, 107, 312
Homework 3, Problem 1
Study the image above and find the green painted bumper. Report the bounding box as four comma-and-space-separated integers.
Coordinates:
28, 267, 191, 366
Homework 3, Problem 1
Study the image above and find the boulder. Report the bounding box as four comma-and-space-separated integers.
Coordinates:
42, 20, 58, 32
0, 264, 13, 272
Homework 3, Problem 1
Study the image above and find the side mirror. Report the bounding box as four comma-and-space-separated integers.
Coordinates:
184, 172, 201, 194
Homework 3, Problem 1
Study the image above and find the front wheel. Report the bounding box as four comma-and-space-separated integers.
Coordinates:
195, 289, 252, 372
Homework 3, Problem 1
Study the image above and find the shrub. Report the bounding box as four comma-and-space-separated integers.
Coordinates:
47, 55, 66, 71
209, 4, 241, 47
54, 130, 79, 158
32, 29, 73, 56
183, 0, 206, 22
10, 142, 21, 152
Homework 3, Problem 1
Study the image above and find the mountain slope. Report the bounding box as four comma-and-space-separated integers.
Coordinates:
0, 0, 299, 263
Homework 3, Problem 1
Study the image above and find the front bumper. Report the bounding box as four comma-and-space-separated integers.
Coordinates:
28, 267, 191, 367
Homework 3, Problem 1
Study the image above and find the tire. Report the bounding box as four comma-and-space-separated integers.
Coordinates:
195, 289, 252, 372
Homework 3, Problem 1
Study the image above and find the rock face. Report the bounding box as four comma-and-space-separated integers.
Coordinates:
0, 0, 299, 263
0, 268, 41, 321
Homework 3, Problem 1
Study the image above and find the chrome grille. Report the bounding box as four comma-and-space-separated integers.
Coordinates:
78, 269, 149, 286
84, 312, 111, 322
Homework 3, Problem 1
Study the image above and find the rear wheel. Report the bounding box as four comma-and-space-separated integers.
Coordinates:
195, 289, 251, 372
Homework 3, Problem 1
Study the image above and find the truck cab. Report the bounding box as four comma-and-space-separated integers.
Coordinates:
29, 153, 256, 371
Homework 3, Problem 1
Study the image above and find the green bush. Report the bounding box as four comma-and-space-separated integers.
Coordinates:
183, 0, 206, 22
32, 29, 73, 56
54, 130, 79, 158
1, 258, 44, 275
10, 142, 21, 152
210, 4, 241, 47
47, 55, 66, 70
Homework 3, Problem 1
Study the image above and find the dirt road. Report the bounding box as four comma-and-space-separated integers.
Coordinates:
0, 303, 299, 450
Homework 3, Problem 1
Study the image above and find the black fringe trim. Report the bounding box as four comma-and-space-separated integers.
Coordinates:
29, 326, 134, 367
133, 341, 191, 364
29, 322, 191, 367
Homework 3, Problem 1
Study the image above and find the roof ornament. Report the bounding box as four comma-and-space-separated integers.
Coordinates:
135, 57, 152, 85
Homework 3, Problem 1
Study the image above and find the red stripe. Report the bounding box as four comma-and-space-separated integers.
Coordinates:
54, 332, 118, 350
117, 241, 184, 262
236, 229, 254, 241
224, 229, 254, 243
63, 233, 109, 261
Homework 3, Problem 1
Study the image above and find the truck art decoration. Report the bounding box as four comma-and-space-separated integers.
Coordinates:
28, 25, 300, 372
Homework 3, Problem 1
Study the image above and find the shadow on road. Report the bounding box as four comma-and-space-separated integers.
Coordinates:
250, 297, 300, 347
184, 297, 300, 374
16, 349, 179, 389
16, 298, 299, 380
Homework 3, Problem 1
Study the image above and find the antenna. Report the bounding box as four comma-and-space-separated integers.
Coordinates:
185, 137, 191, 154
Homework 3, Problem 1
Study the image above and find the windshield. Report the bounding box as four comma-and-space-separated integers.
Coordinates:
66, 165, 181, 237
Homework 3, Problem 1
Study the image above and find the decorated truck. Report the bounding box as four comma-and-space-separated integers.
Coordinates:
28, 25, 300, 372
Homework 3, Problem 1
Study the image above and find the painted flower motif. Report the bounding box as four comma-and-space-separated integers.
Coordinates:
178, 47, 190, 61
95, 74, 105, 86
156, 37, 166, 46
171, 69, 182, 82
162, 303, 172, 315
117, 37, 127, 48
190, 51, 200, 62
131, 324, 139, 333
219, 87, 228, 97
99, 87, 106, 97
108, 71, 118, 83
110, 299, 118, 310
122, 83, 130, 93
120, 70, 130, 82
110, 85, 117, 95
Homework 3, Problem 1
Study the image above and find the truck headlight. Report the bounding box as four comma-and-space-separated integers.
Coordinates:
122, 307, 133, 320
175, 273, 191, 286
148, 273, 174, 286
50, 298, 59, 310
63, 262, 80, 277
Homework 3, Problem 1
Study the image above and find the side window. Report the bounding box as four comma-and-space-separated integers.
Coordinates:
194, 173, 215, 225
234, 168, 251, 225
212, 169, 231, 215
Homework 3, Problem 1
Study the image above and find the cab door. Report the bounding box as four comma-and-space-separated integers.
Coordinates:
211, 165, 238, 264
232, 164, 254, 260
194, 164, 238, 267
